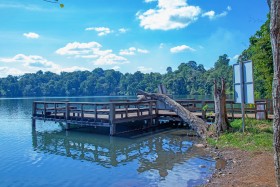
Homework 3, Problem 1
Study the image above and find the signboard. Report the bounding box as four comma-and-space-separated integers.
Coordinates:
233, 61, 254, 104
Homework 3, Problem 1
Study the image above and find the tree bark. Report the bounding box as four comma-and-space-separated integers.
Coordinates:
137, 90, 208, 139
213, 79, 230, 136
269, 0, 280, 186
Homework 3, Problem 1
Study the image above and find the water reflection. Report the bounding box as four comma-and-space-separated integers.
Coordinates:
32, 127, 213, 178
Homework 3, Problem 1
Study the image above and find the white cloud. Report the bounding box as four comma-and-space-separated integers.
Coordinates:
137, 0, 201, 30
61, 66, 89, 72
137, 66, 153, 73
85, 27, 112, 36
119, 47, 149, 56
23, 32, 40, 39
94, 54, 129, 65
119, 47, 136, 56
170, 45, 195, 53
57, 41, 130, 66
0, 54, 90, 77
112, 66, 120, 70
202, 11, 215, 19
118, 28, 129, 33
202, 6, 231, 20
232, 54, 239, 60
137, 49, 149, 54
0, 66, 25, 77
56, 42, 102, 56
0, 54, 59, 69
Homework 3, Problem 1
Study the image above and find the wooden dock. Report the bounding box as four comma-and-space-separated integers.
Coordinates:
32, 99, 273, 135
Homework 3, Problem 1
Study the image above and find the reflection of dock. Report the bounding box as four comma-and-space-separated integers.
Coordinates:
32, 99, 273, 135
32, 127, 208, 176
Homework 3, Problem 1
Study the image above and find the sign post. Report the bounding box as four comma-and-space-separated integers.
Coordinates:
233, 60, 254, 132
239, 61, 246, 132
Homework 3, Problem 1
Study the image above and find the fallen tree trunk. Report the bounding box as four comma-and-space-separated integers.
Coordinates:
138, 90, 208, 139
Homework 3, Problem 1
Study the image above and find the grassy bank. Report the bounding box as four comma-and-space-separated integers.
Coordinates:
207, 119, 273, 151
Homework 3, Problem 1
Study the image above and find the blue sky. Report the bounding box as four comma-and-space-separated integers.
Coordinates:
0, 0, 269, 77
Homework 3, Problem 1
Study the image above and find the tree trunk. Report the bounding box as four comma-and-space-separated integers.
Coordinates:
268, 0, 280, 186
213, 79, 230, 136
138, 90, 208, 139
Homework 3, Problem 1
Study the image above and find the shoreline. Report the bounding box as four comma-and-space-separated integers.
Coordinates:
204, 147, 275, 186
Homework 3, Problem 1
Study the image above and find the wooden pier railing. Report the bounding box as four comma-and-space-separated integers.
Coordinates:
32, 98, 273, 136
32, 100, 158, 135
174, 99, 272, 120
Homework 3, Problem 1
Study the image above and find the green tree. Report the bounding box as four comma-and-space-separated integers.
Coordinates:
240, 15, 273, 99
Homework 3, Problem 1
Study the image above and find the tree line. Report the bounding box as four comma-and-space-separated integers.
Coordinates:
0, 55, 232, 97
0, 15, 272, 98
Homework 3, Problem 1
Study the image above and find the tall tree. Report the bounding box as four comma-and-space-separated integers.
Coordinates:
268, 0, 280, 186
267, 0, 280, 186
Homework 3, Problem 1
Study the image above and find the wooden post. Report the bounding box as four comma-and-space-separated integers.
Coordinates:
239, 61, 246, 132
109, 103, 116, 136
201, 101, 206, 120
44, 103, 47, 119
149, 101, 153, 116
32, 102, 36, 127
231, 102, 234, 119
254, 101, 257, 119
81, 104, 84, 119
54, 103, 57, 118
94, 104, 97, 121
65, 102, 70, 130
154, 101, 158, 115
265, 100, 268, 120
155, 117, 159, 127
137, 104, 140, 117
125, 104, 128, 118
32, 125, 37, 148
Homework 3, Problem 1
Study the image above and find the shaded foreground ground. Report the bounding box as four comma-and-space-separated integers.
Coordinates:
206, 148, 275, 186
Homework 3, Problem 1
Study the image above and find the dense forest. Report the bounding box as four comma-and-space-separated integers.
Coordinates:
0, 55, 232, 97
0, 15, 273, 98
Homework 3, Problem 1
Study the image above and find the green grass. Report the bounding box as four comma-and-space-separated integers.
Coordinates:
207, 119, 273, 152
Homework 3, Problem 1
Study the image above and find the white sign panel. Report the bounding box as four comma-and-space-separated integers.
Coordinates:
234, 84, 242, 103
244, 62, 253, 83
244, 83, 254, 104
233, 61, 254, 104
233, 64, 240, 84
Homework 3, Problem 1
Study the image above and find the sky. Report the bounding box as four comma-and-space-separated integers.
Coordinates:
0, 0, 269, 77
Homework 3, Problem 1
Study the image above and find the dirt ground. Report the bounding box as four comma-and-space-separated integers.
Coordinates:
205, 148, 276, 187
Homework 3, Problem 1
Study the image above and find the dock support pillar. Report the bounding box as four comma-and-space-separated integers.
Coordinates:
66, 123, 70, 130
32, 102, 36, 127
65, 102, 70, 130
32, 119, 36, 127
32, 126, 38, 148
110, 123, 116, 136
109, 103, 116, 136
154, 118, 159, 128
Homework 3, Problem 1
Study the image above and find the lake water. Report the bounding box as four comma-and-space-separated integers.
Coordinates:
0, 96, 215, 187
